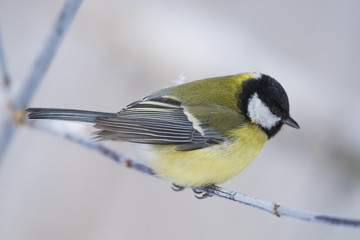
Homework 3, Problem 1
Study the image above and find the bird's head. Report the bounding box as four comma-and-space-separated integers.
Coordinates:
239, 74, 300, 138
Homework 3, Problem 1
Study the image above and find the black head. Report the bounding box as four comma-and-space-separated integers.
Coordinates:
238, 74, 299, 138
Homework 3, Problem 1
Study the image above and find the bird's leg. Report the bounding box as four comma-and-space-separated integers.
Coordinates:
171, 183, 186, 192
192, 187, 213, 199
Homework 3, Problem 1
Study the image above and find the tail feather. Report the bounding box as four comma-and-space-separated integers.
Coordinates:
26, 108, 117, 123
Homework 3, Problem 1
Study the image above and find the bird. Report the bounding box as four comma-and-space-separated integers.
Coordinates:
27, 72, 299, 191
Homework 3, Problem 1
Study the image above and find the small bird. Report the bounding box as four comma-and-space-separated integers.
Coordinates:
27, 73, 299, 189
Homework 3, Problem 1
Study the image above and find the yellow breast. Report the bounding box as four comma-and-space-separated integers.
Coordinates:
144, 123, 267, 187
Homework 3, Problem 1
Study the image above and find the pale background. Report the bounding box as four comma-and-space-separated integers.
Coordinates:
1, 0, 360, 239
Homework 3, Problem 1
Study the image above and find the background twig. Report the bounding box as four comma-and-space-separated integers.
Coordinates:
0, 28, 11, 89
0, 0, 83, 162
25, 119, 360, 229
11, 0, 83, 110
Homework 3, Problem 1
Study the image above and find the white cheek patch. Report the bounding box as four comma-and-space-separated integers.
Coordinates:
247, 93, 281, 130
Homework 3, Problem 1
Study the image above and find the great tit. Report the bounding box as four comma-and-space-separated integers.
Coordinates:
27, 72, 299, 187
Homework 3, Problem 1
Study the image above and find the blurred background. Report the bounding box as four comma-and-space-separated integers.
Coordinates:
1, 0, 360, 239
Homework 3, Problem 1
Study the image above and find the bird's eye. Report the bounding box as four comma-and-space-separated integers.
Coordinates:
271, 107, 281, 116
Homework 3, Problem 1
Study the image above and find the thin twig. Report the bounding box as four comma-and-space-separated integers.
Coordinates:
25, 119, 360, 229
0, 0, 83, 162
12, 0, 83, 109
197, 186, 360, 228
26, 119, 155, 176
0, 28, 11, 88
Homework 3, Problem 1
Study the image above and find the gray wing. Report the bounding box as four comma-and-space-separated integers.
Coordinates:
94, 96, 225, 150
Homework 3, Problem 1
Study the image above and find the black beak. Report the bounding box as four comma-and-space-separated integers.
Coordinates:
282, 116, 300, 129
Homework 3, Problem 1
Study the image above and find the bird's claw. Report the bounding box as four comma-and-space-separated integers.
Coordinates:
171, 184, 213, 199
192, 188, 213, 199
171, 183, 186, 192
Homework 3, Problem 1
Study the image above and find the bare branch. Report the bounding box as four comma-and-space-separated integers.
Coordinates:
24, 119, 360, 229
197, 186, 360, 228
26, 119, 155, 177
0, 28, 11, 89
0, 0, 83, 161
12, 0, 83, 109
